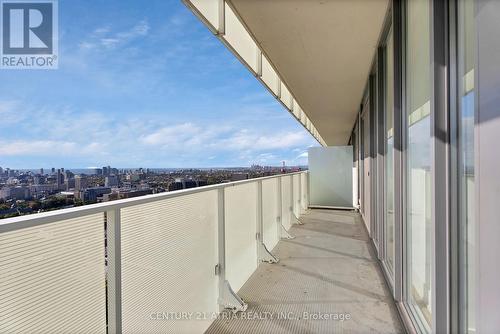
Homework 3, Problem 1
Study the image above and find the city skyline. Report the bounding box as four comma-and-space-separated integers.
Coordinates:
0, 0, 317, 169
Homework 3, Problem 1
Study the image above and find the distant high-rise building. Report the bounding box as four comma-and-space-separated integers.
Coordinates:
75, 175, 88, 192
64, 170, 74, 181
0, 167, 3, 175
102, 166, 108, 176
40, 168, 44, 175
65, 178, 75, 191
51, 167, 55, 174
33, 176, 42, 185
105, 175, 119, 187
56, 169, 64, 190
95, 168, 103, 176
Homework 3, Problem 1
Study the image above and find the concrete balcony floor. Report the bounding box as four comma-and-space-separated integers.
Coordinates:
206, 209, 404, 334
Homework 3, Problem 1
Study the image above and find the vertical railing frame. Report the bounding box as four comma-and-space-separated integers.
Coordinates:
106, 209, 122, 334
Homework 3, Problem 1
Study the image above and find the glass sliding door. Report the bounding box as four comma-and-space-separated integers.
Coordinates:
458, 0, 475, 332
384, 27, 395, 274
405, 0, 432, 330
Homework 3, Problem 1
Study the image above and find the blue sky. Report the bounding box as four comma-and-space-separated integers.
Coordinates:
0, 0, 317, 169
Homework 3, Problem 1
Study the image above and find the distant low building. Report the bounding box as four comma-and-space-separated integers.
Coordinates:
126, 174, 141, 182
79, 187, 111, 202
30, 184, 59, 198
230, 173, 248, 182
0, 186, 30, 200
168, 179, 207, 191
105, 175, 119, 187
102, 189, 153, 202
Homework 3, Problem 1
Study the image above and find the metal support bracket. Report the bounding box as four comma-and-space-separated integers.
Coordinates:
291, 213, 304, 225
258, 242, 279, 263
280, 224, 295, 240
218, 280, 248, 313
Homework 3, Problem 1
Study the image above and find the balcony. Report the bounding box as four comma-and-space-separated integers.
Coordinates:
0, 171, 402, 333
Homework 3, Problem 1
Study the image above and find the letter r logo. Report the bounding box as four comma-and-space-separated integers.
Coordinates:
2, 1, 54, 54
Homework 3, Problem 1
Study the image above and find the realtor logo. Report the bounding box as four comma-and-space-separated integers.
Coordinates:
1, 0, 58, 69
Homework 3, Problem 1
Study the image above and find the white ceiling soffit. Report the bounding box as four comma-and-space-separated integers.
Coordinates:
183, 0, 388, 146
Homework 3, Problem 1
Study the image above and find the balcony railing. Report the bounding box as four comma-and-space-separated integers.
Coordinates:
0, 171, 309, 333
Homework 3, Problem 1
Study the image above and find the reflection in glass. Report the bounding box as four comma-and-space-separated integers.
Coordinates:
458, 0, 475, 332
405, 0, 432, 330
385, 27, 395, 273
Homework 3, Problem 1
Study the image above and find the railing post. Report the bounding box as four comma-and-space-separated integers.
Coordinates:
298, 174, 302, 214
277, 176, 283, 235
106, 208, 122, 334
256, 180, 263, 263
290, 175, 294, 217
216, 188, 247, 312
290, 175, 303, 225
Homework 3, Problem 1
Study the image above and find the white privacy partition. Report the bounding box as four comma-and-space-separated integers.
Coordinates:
281, 176, 292, 230
224, 183, 258, 292
262, 178, 279, 251
120, 191, 219, 334
308, 146, 354, 208
0, 214, 107, 334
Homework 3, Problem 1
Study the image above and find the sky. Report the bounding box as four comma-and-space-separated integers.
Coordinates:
0, 0, 318, 169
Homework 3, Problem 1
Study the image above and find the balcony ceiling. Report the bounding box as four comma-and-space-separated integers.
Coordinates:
228, 0, 389, 145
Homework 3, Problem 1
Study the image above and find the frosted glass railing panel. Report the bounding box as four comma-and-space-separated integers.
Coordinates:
0, 214, 106, 334
262, 178, 279, 251
292, 174, 301, 218
224, 3, 258, 71
280, 81, 292, 109
281, 176, 292, 230
120, 191, 219, 334
224, 183, 258, 292
189, 0, 219, 30
261, 55, 279, 95
301, 172, 309, 210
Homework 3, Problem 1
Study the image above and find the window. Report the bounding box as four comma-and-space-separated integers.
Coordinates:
384, 27, 395, 273
458, 0, 475, 332
405, 0, 432, 330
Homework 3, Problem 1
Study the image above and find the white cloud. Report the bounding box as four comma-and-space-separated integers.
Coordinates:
0, 140, 102, 156
140, 123, 312, 154
79, 20, 150, 50
0, 100, 28, 125
297, 152, 308, 159
223, 130, 310, 151
140, 123, 201, 146
0, 98, 317, 167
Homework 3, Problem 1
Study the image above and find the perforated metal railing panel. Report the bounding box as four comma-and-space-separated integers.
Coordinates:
0, 214, 107, 334
120, 191, 219, 334
262, 178, 279, 251
224, 183, 258, 292
281, 176, 292, 230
